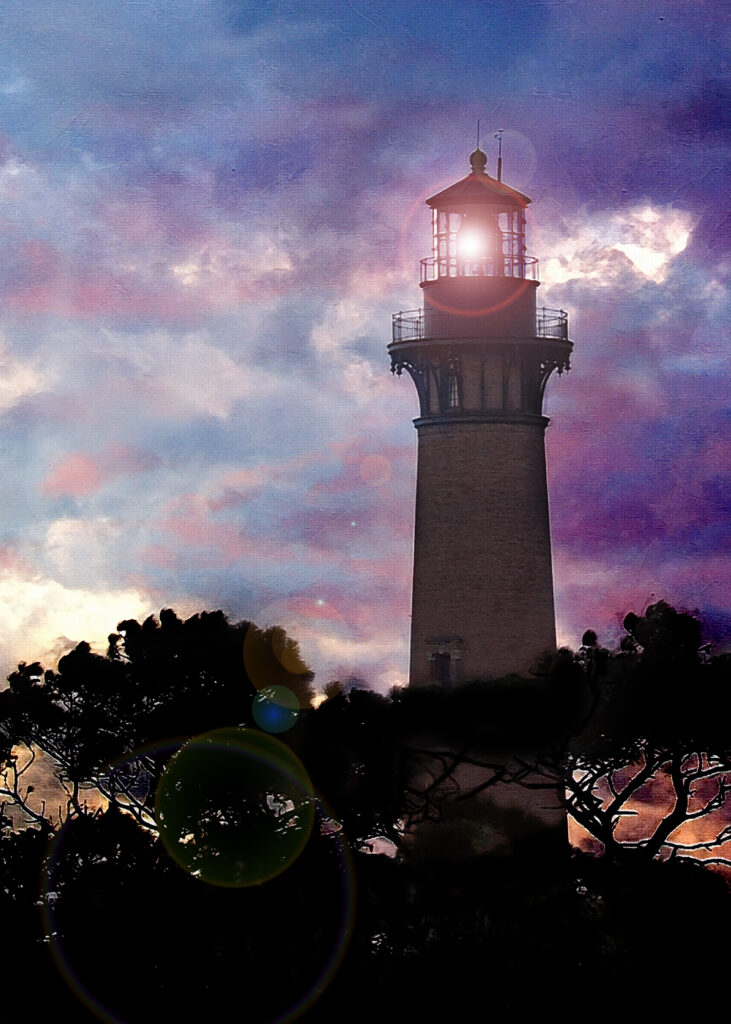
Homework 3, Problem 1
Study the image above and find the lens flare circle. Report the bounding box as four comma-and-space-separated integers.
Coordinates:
42, 780, 356, 1024
243, 621, 311, 702
155, 727, 315, 887
253, 685, 301, 733
359, 453, 392, 486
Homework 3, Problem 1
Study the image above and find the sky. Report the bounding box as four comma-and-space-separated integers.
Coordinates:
0, 0, 727, 693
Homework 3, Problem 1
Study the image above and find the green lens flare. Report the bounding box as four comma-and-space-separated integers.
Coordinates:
155, 727, 315, 887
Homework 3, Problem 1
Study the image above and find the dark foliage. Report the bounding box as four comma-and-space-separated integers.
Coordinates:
0, 601, 728, 1021
2, 815, 725, 1022
0, 609, 314, 825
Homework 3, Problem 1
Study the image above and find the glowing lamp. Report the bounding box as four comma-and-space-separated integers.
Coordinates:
457, 226, 487, 259
456, 212, 499, 262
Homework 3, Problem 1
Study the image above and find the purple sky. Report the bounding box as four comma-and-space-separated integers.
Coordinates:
0, 1, 727, 692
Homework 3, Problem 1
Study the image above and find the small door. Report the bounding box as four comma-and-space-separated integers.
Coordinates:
430, 651, 452, 686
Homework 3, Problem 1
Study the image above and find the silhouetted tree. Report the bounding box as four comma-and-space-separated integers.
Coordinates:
0, 609, 314, 829
0, 602, 728, 1023
420, 602, 731, 868
297, 686, 405, 847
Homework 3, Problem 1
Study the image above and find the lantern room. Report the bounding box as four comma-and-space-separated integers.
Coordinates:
419, 148, 539, 334
422, 148, 536, 284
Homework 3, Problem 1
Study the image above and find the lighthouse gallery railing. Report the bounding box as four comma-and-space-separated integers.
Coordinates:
392, 307, 569, 343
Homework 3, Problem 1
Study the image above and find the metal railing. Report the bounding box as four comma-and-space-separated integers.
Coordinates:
536, 307, 569, 339
391, 307, 569, 343
420, 254, 540, 284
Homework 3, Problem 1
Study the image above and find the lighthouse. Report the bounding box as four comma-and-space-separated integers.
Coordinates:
390, 146, 572, 687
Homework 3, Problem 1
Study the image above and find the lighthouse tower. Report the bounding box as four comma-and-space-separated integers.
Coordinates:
390, 147, 572, 687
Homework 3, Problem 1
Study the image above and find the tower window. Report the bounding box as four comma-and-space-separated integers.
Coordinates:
448, 374, 459, 408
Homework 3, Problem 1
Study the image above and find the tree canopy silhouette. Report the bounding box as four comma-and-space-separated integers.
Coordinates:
0, 601, 728, 1023
403, 601, 731, 867
0, 609, 313, 828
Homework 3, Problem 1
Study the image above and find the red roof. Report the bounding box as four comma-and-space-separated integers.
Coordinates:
426, 170, 531, 209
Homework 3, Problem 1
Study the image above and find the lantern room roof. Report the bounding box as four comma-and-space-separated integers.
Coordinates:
426, 148, 531, 209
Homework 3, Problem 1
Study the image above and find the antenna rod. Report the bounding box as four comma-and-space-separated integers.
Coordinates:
476, 119, 480, 149
494, 130, 503, 181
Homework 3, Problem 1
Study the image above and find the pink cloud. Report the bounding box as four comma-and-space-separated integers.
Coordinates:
156, 495, 287, 566
99, 189, 207, 250
9, 269, 197, 318
0, 544, 34, 575
284, 595, 346, 622
160, 511, 248, 563
207, 468, 265, 512
103, 443, 159, 475
308, 442, 413, 497
270, 579, 412, 653
284, 569, 412, 636
139, 544, 181, 570
278, 494, 413, 553
7, 256, 301, 318
41, 453, 103, 498
40, 444, 159, 499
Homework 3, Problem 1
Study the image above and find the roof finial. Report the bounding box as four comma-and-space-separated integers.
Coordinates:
494, 129, 504, 182
469, 148, 487, 174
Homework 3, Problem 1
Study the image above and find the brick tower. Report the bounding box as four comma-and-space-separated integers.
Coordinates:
390, 147, 572, 687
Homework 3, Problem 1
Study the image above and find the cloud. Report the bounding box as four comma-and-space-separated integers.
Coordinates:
539, 203, 696, 289
0, 566, 153, 682
42, 454, 103, 498
241, 581, 411, 693
40, 445, 160, 499
0, 337, 45, 411
116, 331, 261, 420
553, 550, 731, 651
0, 0, 725, 699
